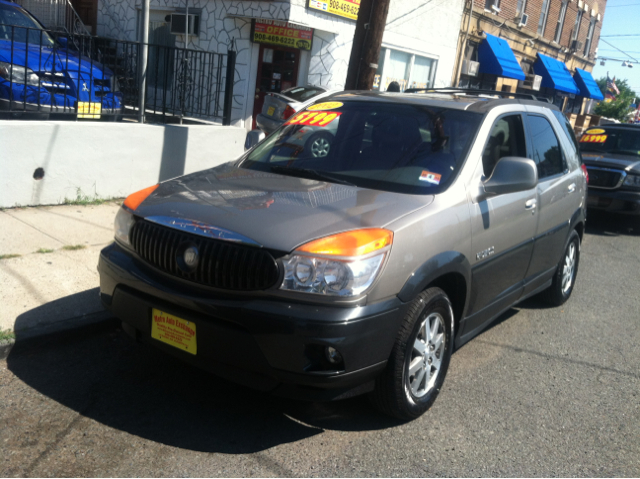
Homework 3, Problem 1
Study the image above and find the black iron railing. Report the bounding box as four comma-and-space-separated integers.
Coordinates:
0, 25, 232, 123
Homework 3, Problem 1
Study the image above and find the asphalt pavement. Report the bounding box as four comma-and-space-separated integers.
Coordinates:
0, 209, 639, 477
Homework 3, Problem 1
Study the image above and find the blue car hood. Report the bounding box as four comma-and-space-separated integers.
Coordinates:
0, 39, 111, 78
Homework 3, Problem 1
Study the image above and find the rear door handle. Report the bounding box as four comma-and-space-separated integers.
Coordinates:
568, 183, 576, 193
525, 199, 537, 209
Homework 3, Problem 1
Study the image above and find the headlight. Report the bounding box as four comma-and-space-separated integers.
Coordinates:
0, 62, 40, 86
622, 173, 640, 190
114, 207, 135, 247
280, 228, 393, 297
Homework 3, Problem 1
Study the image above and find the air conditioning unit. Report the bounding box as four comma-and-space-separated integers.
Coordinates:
170, 13, 200, 35
518, 13, 528, 27
519, 74, 542, 91
461, 60, 480, 77
571, 40, 584, 52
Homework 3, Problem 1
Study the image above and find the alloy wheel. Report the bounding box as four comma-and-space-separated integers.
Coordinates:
407, 312, 445, 398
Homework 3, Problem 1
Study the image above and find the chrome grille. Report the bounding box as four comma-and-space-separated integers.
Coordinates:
130, 220, 279, 291
586, 167, 624, 189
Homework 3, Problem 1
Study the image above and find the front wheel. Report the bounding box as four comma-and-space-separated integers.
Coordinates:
370, 287, 454, 421
540, 230, 581, 306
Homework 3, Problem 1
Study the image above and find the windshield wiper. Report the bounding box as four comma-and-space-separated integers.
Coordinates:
269, 165, 357, 187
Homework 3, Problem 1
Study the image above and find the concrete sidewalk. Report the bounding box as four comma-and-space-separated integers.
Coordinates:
0, 202, 121, 338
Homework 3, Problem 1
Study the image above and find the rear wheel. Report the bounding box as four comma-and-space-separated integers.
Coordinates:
370, 287, 453, 421
540, 230, 580, 306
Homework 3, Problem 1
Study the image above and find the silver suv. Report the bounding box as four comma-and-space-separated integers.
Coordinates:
99, 90, 587, 420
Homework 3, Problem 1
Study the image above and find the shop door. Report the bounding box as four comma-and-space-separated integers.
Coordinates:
252, 44, 300, 128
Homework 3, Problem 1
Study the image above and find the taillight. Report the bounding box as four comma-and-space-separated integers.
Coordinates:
581, 163, 589, 184
283, 105, 296, 120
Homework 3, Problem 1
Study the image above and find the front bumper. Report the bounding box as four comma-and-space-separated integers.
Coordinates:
98, 242, 407, 400
587, 188, 640, 215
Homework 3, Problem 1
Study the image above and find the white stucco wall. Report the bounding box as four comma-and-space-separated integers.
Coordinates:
382, 0, 465, 88
0, 122, 245, 208
96, 0, 464, 127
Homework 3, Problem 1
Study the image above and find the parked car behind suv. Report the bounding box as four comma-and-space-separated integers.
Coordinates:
0, 0, 122, 119
579, 124, 640, 214
99, 90, 587, 420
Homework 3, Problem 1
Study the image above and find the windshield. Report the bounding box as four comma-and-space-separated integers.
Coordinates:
0, 3, 55, 47
281, 86, 327, 103
580, 127, 640, 157
240, 100, 483, 195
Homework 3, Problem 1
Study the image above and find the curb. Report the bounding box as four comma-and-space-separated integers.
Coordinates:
13, 310, 114, 342
0, 338, 15, 360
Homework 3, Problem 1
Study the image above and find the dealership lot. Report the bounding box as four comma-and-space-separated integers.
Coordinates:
1, 211, 639, 477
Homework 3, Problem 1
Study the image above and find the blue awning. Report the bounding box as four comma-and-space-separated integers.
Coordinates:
573, 68, 605, 100
478, 33, 525, 80
533, 53, 579, 94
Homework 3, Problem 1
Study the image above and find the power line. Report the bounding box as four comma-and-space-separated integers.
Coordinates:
606, 3, 640, 7
600, 39, 639, 62
601, 34, 640, 37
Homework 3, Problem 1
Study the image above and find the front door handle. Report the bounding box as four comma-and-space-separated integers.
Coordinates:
567, 183, 576, 193
525, 198, 537, 209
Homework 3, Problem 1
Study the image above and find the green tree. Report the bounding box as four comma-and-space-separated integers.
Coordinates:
593, 77, 638, 122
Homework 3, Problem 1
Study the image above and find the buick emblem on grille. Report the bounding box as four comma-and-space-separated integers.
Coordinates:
183, 246, 199, 268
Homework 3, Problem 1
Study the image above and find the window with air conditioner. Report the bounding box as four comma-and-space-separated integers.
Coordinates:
572, 9, 583, 42
583, 19, 596, 56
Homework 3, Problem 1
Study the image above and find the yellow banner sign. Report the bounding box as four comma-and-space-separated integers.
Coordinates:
308, 0, 360, 21
252, 20, 313, 51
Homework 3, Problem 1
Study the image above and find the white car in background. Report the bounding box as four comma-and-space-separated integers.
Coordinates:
245, 85, 339, 150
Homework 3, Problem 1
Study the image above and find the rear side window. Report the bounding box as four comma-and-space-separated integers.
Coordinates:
552, 110, 581, 170
527, 115, 566, 179
281, 86, 326, 102
482, 114, 527, 177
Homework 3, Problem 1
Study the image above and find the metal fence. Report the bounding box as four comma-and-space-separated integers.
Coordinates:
0, 25, 232, 123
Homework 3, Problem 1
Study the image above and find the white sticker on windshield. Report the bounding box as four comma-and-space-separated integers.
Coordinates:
419, 170, 441, 185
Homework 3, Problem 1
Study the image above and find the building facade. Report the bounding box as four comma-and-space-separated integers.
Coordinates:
454, 0, 606, 130
96, 0, 465, 128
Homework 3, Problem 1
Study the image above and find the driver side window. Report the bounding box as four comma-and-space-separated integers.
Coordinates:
482, 115, 527, 177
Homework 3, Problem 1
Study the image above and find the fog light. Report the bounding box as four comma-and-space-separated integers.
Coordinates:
325, 346, 343, 364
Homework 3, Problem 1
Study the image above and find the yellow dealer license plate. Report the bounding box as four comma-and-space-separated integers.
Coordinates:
267, 106, 275, 116
77, 101, 102, 119
151, 309, 197, 355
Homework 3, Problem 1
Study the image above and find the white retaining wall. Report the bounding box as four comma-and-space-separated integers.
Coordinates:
0, 121, 246, 208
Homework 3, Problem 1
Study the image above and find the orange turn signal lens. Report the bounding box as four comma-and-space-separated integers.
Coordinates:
123, 184, 159, 211
297, 228, 393, 257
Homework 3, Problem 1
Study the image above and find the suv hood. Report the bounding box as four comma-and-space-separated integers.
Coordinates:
134, 163, 434, 252
582, 152, 640, 173
0, 39, 111, 78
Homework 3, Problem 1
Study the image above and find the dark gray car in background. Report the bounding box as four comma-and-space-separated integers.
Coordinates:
579, 124, 640, 214
99, 90, 587, 420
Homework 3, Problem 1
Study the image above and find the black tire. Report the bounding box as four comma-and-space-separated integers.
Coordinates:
304, 131, 334, 158
540, 230, 581, 306
370, 287, 454, 421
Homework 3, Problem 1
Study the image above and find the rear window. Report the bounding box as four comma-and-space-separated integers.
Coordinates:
281, 86, 326, 102
579, 127, 640, 158
240, 101, 483, 195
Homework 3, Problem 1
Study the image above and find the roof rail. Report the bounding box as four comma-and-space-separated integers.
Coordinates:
404, 87, 553, 103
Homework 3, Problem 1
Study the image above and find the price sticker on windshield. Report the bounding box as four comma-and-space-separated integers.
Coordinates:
286, 111, 342, 127
580, 134, 607, 143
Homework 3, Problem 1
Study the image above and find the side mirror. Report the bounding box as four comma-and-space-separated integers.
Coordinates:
483, 157, 537, 196
244, 129, 265, 150
57, 36, 69, 48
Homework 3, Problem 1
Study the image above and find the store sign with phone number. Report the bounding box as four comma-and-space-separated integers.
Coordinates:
307, 0, 360, 21
251, 20, 313, 51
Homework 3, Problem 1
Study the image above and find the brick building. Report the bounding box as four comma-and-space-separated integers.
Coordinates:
454, 0, 607, 131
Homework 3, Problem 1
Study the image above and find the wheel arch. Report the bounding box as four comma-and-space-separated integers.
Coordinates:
397, 251, 471, 339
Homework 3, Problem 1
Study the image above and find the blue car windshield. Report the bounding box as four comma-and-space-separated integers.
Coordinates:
240, 101, 483, 195
0, 3, 55, 47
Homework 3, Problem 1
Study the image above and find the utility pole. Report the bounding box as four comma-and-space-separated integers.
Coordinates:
138, 0, 149, 123
344, 0, 391, 91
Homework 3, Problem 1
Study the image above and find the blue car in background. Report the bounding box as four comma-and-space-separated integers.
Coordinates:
0, 0, 122, 119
